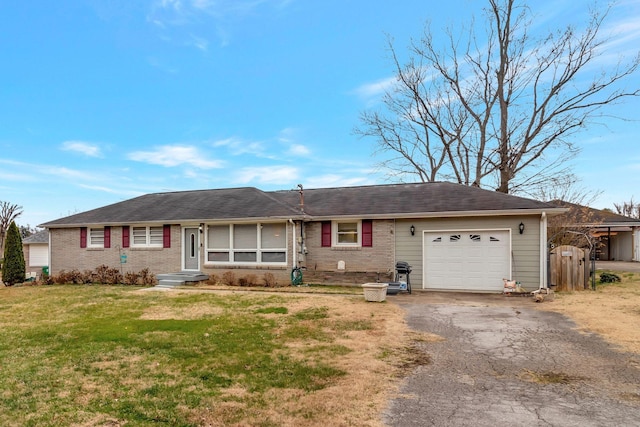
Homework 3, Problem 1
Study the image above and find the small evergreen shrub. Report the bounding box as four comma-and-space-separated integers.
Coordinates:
1, 222, 25, 286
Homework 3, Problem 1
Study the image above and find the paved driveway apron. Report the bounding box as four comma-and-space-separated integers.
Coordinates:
385, 294, 640, 427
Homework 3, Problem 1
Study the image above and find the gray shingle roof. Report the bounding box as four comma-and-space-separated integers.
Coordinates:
22, 230, 49, 244
41, 187, 300, 227
41, 182, 562, 227
549, 200, 640, 226
272, 182, 558, 217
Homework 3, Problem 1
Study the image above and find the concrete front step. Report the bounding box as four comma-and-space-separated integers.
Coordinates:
156, 272, 209, 283
156, 279, 186, 288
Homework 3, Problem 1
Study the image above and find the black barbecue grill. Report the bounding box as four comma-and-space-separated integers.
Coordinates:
387, 261, 412, 294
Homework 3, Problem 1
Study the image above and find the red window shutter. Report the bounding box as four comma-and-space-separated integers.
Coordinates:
122, 226, 130, 248
163, 224, 171, 248
321, 222, 331, 247
104, 226, 111, 248
362, 220, 373, 247
80, 227, 87, 248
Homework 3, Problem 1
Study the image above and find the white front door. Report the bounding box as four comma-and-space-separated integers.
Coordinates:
423, 230, 511, 292
183, 227, 200, 270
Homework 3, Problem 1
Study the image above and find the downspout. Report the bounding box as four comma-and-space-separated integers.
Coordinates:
48, 228, 52, 277
289, 219, 296, 269
540, 212, 547, 290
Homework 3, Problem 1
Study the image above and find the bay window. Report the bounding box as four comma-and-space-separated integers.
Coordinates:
206, 223, 287, 265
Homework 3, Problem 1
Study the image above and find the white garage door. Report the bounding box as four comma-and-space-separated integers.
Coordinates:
29, 244, 49, 267
424, 230, 511, 292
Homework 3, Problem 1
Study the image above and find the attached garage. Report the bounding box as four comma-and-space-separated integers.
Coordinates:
423, 229, 511, 292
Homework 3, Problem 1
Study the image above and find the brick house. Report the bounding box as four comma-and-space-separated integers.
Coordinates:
40, 182, 565, 292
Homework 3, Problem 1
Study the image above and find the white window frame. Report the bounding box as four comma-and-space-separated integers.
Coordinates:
333, 220, 362, 247
131, 226, 164, 248
88, 227, 104, 248
205, 222, 287, 266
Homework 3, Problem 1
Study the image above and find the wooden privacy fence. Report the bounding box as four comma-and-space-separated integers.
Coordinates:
550, 245, 591, 291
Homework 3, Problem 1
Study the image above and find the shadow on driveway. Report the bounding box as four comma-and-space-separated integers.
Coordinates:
385, 292, 640, 427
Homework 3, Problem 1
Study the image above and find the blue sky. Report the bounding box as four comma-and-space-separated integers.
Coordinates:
2, 0, 639, 228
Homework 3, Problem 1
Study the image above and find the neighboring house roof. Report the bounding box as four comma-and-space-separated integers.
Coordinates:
41, 182, 564, 228
22, 230, 49, 244
549, 200, 640, 228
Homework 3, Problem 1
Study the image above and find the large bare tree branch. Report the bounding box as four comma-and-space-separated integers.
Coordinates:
355, 0, 640, 194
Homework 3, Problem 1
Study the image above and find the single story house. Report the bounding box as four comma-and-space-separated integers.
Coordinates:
40, 182, 565, 292
549, 201, 640, 262
22, 229, 50, 278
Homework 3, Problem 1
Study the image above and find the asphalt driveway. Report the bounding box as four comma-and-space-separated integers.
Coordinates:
384, 292, 640, 426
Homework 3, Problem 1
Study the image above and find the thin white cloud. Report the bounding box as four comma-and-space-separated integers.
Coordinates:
147, 0, 295, 49
42, 166, 96, 181
190, 34, 209, 51
61, 140, 102, 157
234, 165, 299, 184
213, 137, 270, 157
275, 128, 311, 157
0, 171, 36, 182
128, 145, 223, 169
287, 144, 310, 156
352, 76, 397, 99
78, 184, 143, 197
304, 174, 373, 189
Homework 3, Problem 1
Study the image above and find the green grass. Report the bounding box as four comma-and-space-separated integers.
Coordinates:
0, 285, 353, 426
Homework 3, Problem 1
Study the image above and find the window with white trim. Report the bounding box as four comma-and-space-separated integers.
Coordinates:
88, 228, 104, 247
131, 226, 164, 247
205, 223, 287, 264
334, 221, 361, 246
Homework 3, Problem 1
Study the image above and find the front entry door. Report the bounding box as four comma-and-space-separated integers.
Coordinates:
183, 227, 200, 270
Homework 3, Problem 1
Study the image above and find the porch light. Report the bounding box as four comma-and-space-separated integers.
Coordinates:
519, 222, 525, 234
410, 225, 415, 236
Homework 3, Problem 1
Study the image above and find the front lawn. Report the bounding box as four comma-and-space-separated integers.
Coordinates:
0, 285, 411, 426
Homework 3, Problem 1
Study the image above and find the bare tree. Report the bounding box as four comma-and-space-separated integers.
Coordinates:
613, 197, 640, 218
0, 201, 23, 255
356, 0, 639, 194
535, 175, 602, 248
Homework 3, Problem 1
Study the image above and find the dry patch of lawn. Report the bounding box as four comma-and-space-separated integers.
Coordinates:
189, 293, 425, 427
534, 271, 640, 354
0, 285, 428, 427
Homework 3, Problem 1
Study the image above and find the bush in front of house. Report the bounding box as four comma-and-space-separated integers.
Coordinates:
1, 222, 26, 286
263, 272, 278, 287
221, 271, 237, 286
50, 265, 156, 286
238, 274, 259, 287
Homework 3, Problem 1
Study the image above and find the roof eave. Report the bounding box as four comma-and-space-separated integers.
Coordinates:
41, 214, 310, 229
307, 207, 567, 221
